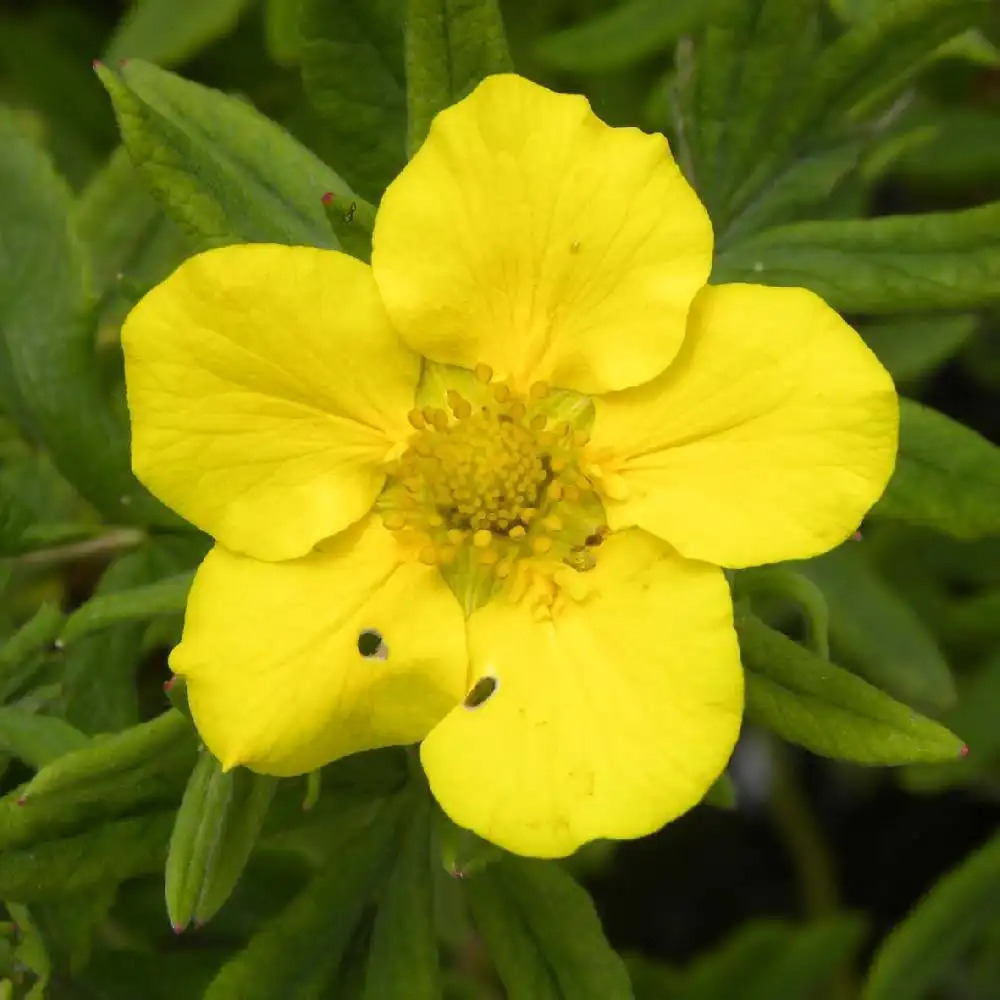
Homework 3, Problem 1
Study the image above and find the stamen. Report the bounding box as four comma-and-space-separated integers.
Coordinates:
474, 363, 493, 384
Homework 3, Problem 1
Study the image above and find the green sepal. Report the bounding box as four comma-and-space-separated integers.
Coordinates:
436, 808, 502, 879
165, 751, 278, 931
404, 0, 513, 155
321, 192, 376, 263
737, 612, 965, 765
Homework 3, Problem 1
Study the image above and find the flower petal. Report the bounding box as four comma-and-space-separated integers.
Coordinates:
171, 516, 467, 776
420, 529, 742, 858
123, 244, 419, 561
371, 74, 712, 395
588, 283, 899, 568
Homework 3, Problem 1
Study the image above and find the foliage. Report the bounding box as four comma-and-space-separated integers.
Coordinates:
0, 0, 999, 997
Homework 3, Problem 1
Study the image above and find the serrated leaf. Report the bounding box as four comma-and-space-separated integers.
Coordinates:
0, 811, 173, 902
362, 793, 440, 1000
0, 709, 89, 769
0, 108, 169, 524
536, 0, 706, 73
873, 399, 1000, 539
97, 60, 351, 249
300, 0, 405, 201
737, 612, 964, 764
404, 0, 512, 153
105, 0, 254, 67
203, 797, 404, 1000
795, 545, 955, 713
466, 856, 632, 1000
862, 830, 1000, 1000
714, 200, 1000, 313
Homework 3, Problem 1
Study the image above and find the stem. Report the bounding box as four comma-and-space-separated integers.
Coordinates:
13, 528, 146, 569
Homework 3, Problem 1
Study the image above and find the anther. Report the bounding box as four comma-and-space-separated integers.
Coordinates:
407, 409, 426, 430
474, 363, 493, 384
419, 546, 438, 566
382, 511, 406, 530
447, 390, 472, 419
493, 384, 511, 403
528, 381, 550, 402
529, 413, 548, 432
472, 529, 493, 548
543, 514, 563, 532
509, 525, 527, 540
532, 537, 553, 555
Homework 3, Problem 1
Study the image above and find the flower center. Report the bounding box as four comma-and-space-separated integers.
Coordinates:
378, 364, 606, 582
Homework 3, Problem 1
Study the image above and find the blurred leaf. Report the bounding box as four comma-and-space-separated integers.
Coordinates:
203, 797, 404, 1000
0, 710, 197, 852
166, 752, 278, 931
536, 0, 706, 73
31, 883, 118, 975
892, 107, 1000, 189
862, 830, 1000, 1000
466, 855, 632, 1000
795, 545, 955, 713
362, 792, 439, 1000
61, 539, 203, 734
862, 314, 978, 383
702, 772, 737, 810
61, 571, 192, 645
873, 400, 1000, 539
97, 60, 350, 249
737, 612, 965, 764
105, 0, 254, 67
265, 0, 305, 64
405, 0, 512, 153
300, 0, 405, 201
0, 603, 64, 704
75, 145, 192, 326
714, 200, 1000, 313
0, 109, 169, 524
676, 915, 865, 1000
0, 811, 172, 902
0, 709, 89, 769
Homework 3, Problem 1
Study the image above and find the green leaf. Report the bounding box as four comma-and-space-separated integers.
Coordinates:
97, 60, 351, 249
265, 0, 305, 65
873, 399, 1000, 539
321, 192, 376, 263
536, 0, 707, 73
795, 545, 955, 713
404, 0, 512, 153
466, 856, 632, 1000
203, 797, 404, 1000
737, 612, 965, 764
0, 812, 172, 903
60, 539, 204, 734
862, 314, 978, 383
362, 793, 440, 1000
0, 710, 197, 852
862, 830, 1000, 1000
701, 772, 737, 810
166, 752, 278, 930
0, 108, 168, 524
714, 200, 1000, 313
0, 709, 89, 770
105, 0, 254, 67
685, 0, 822, 223
74, 145, 193, 325
60, 572, 192, 646
300, 0, 406, 201
0, 603, 64, 704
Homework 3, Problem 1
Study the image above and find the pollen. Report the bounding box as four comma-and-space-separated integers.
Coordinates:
377, 366, 606, 585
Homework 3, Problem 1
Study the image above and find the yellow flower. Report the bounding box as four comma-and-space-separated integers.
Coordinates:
122, 75, 898, 858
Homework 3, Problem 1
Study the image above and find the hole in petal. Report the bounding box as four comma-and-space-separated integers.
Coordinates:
464, 675, 498, 708
357, 628, 388, 660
